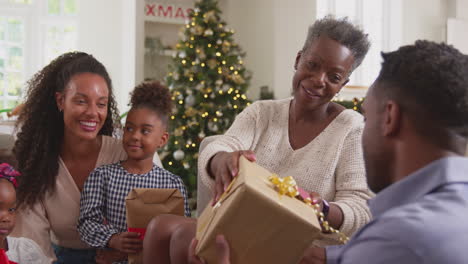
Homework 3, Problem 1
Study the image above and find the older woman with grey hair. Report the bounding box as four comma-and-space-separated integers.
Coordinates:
143, 16, 374, 264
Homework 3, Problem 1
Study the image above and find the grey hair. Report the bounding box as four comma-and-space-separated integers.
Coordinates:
302, 15, 371, 71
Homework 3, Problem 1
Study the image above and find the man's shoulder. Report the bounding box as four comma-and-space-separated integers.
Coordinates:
377, 187, 467, 233
361, 188, 468, 261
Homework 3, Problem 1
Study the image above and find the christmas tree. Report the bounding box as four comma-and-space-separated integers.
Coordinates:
162, 0, 251, 206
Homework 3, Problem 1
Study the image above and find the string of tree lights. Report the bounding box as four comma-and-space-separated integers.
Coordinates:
161, 0, 251, 202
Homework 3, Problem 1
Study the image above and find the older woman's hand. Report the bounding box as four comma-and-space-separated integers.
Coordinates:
309, 192, 344, 231
208, 150, 256, 203
188, 235, 231, 264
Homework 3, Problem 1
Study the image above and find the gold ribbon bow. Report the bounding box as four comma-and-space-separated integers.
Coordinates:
268, 174, 349, 244
268, 174, 299, 198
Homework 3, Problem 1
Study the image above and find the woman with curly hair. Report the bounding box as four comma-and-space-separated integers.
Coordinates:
11, 52, 161, 263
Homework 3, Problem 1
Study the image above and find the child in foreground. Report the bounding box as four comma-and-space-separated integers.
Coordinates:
78, 82, 190, 263
0, 163, 49, 264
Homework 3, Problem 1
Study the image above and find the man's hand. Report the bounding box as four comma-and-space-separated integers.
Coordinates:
108, 232, 143, 254
208, 151, 256, 203
299, 246, 326, 264
188, 235, 231, 264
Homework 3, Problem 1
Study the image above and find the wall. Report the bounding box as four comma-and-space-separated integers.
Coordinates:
401, 0, 448, 45
223, 0, 315, 100
272, 0, 316, 99
446, 0, 468, 54
221, 0, 275, 99
78, 0, 143, 113
77, 0, 462, 105
455, 0, 468, 19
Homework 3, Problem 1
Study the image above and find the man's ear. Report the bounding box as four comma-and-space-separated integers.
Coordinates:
383, 100, 401, 137
294, 51, 302, 71
55, 92, 65, 111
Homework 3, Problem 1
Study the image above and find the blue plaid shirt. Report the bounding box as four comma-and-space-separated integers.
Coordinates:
78, 162, 189, 253
326, 157, 468, 264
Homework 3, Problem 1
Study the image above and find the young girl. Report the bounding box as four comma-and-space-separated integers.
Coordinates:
0, 163, 49, 264
78, 82, 190, 263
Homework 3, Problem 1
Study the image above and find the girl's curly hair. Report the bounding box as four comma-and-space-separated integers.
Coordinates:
129, 81, 172, 125
13, 51, 120, 207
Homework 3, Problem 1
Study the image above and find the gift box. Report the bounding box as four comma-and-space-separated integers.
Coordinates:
195, 157, 323, 264
125, 188, 185, 264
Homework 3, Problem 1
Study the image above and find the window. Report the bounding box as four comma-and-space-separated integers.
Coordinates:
0, 0, 77, 110
317, 0, 402, 98
0, 16, 24, 109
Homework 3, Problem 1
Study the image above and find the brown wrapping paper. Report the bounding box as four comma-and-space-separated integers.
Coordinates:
125, 188, 185, 264
195, 156, 322, 264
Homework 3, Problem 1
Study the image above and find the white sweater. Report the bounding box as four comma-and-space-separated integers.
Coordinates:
197, 98, 373, 239
6, 237, 49, 264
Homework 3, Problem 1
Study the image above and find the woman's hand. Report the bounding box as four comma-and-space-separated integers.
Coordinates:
208, 150, 256, 203
188, 235, 231, 264
309, 192, 344, 230
309, 192, 324, 212
108, 232, 143, 254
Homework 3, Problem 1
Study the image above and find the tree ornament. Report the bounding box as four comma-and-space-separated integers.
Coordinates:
174, 128, 183, 137
208, 121, 219, 132
185, 107, 197, 117
207, 59, 217, 69
204, 29, 214, 36
195, 26, 204, 35
199, 50, 206, 60
232, 74, 245, 84
185, 94, 196, 107
173, 149, 185, 161
204, 10, 216, 22
195, 83, 204, 90
162, 0, 251, 202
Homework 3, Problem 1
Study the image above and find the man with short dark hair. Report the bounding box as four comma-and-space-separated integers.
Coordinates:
304, 40, 468, 264
190, 40, 468, 264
